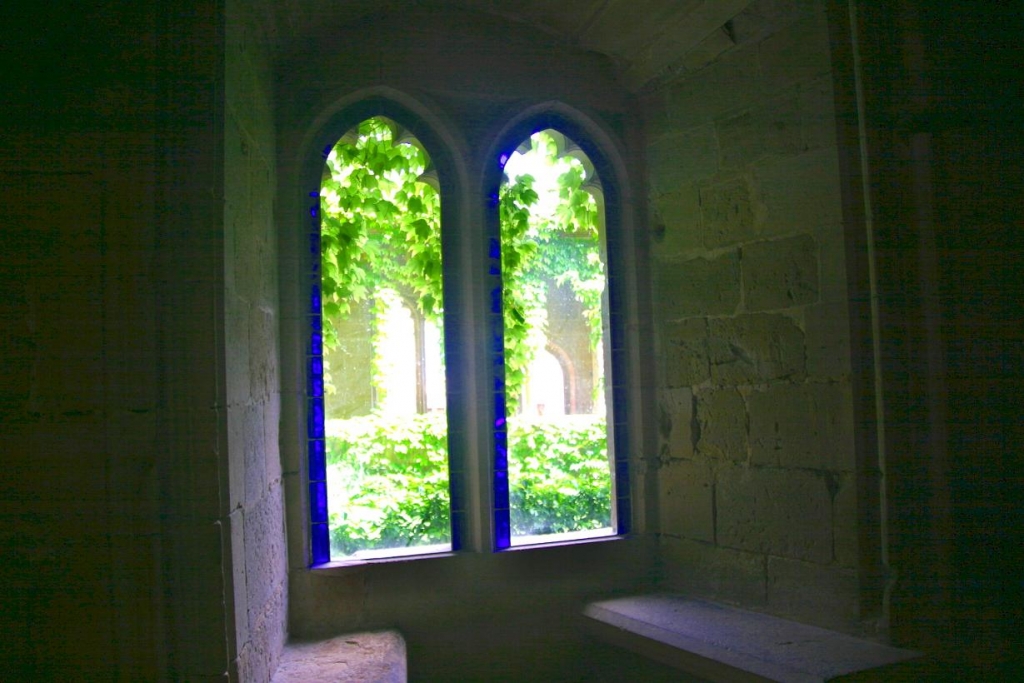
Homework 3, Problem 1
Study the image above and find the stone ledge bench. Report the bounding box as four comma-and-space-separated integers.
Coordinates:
583, 595, 923, 682
271, 630, 406, 683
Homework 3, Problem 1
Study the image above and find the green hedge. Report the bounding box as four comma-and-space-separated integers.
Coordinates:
326, 412, 610, 556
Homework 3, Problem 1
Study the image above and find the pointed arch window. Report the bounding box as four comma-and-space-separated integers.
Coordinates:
308, 116, 453, 562
491, 128, 627, 549
305, 108, 632, 565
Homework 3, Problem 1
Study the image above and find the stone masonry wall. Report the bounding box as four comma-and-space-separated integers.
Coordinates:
643, 1, 862, 632
225, 1, 288, 680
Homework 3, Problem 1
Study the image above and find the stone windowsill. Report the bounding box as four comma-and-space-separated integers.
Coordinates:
584, 595, 923, 683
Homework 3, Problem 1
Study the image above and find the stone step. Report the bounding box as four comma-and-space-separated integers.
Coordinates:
272, 630, 406, 683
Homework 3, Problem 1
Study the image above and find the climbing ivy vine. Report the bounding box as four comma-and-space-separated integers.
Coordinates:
319, 119, 604, 413
319, 117, 442, 340
499, 131, 604, 413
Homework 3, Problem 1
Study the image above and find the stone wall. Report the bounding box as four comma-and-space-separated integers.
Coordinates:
225, 0, 288, 679
0, 3, 244, 678
643, 1, 866, 632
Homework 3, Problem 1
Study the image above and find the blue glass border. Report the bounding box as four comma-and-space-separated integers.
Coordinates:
307, 192, 330, 566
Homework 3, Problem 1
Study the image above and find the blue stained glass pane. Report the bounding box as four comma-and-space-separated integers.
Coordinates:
607, 281, 622, 311
310, 286, 321, 313
491, 332, 503, 354
494, 446, 507, 472
309, 356, 323, 377
609, 316, 625, 350
493, 468, 509, 502
615, 459, 630, 489
493, 374, 504, 392
449, 511, 464, 552
449, 475, 465, 513
307, 398, 325, 439
309, 232, 321, 255
494, 511, 510, 550
489, 264, 500, 276
309, 375, 324, 398
490, 286, 502, 314
612, 385, 628, 412
617, 498, 632, 533
489, 237, 500, 259
309, 314, 322, 332
308, 440, 326, 479
493, 393, 506, 426
492, 351, 504, 367
309, 332, 323, 356
311, 523, 330, 565
310, 481, 328, 523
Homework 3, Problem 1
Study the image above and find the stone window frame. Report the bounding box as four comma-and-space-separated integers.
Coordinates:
288, 93, 642, 567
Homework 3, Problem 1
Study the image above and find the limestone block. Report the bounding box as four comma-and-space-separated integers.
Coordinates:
264, 391, 282, 484
165, 523, 231, 676
244, 489, 287, 636
756, 146, 842, 237
646, 124, 719, 195
708, 313, 805, 385
716, 463, 832, 563
642, 87, 674, 139
661, 536, 767, 608
658, 387, 694, 459
729, 0, 820, 46
235, 222, 264, 303
250, 305, 276, 403
748, 381, 856, 471
244, 403, 267, 505
742, 234, 819, 311
659, 459, 714, 542
767, 557, 860, 631
655, 251, 740, 319
227, 404, 247, 511
814, 220, 850, 305
244, 582, 286, 683
758, 10, 832, 92
666, 46, 762, 132
748, 383, 806, 466
808, 382, 856, 472
662, 318, 711, 388
226, 295, 251, 407
696, 388, 748, 461
800, 74, 838, 151
228, 509, 249, 650
805, 302, 852, 379
716, 92, 803, 170
700, 176, 758, 248
651, 183, 702, 258
833, 473, 859, 567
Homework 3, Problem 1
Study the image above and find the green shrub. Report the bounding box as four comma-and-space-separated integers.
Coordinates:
508, 415, 611, 536
326, 412, 610, 557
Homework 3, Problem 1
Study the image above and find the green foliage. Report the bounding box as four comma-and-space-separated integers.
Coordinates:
508, 415, 611, 535
325, 413, 610, 556
319, 123, 612, 557
327, 412, 451, 556
500, 131, 606, 412
319, 121, 605, 413
319, 117, 443, 350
